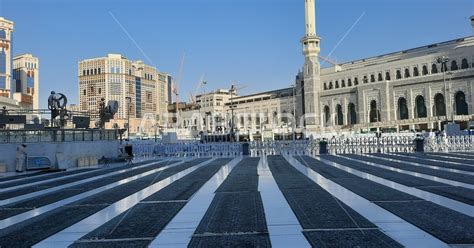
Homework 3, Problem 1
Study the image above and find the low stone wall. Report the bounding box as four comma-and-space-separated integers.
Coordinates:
0, 140, 120, 172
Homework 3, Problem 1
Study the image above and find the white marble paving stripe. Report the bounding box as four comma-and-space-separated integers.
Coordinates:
0, 171, 67, 186
285, 155, 448, 248
0, 160, 171, 206
258, 156, 310, 248
392, 153, 471, 167
149, 157, 242, 248
351, 155, 474, 189
33, 158, 216, 248
0, 159, 185, 230
318, 156, 474, 217
370, 154, 474, 176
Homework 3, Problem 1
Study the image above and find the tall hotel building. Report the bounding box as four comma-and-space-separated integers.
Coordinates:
78, 54, 169, 131
0, 17, 14, 98
13, 54, 39, 109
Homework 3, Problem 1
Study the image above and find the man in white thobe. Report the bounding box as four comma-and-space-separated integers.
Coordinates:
16, 144, 27, 172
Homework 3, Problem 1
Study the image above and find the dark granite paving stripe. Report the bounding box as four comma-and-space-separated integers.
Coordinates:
190, 157, 270, 247
374, 153, 474, 172
296, 156, 419, 202
343, 154, 474, 185
188, 234, 272, 248
0, 158, 208, 248
215, 157, 260, 193
70, 239, 150, 248
0, 160, 176, 220
303, 230, 403, 248
268, 156, 386, 235
434, 153, 474, 160
299, 155, 474, 245
322, 155, 446, 188
0, 160, 160, 200
322, 155, 474, 205
70, 158, 232, 246
377, 201, 474, 245
193, 192, 267, 234
0, 172, 44, 183
0, 168, 96, 188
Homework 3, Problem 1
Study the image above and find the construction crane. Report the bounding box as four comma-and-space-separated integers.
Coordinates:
189, 74, 206, 105
173, 52, 186, 127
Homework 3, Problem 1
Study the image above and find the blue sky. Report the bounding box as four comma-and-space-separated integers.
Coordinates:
1, 0, 473, 108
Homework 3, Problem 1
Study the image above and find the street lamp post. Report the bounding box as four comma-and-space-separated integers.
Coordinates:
229, 85, 236, 142
125, 97, 132, 140
437, 56, 450, 125
292, 84, 297, 141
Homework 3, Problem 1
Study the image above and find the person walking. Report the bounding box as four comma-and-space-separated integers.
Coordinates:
16, 144, 27, 172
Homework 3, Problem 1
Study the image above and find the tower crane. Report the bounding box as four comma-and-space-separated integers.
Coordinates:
173, 52, 186, 127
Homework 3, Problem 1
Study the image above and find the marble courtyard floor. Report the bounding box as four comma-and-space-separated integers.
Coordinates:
0, 152, 473, 247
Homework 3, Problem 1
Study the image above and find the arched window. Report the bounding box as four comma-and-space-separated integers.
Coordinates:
398, 98, 409, 120
385, 72, 391, 81
422, 65, 429, 75
461, 59, 469, 69
404, 68, 410, 78
324, 83, 327, 90
348, 103, 357, 125
370, 74, 376, 83
415, 95, 427, 118
98, 68, 101, 74
83, 89, 86, 96
98, 88, 101, 94
324, 106, 330, 126
396, 70, 402, 79
413, 67, 419, 77
341, 80, 345, 88
455, 91, 468, 115
378, 73, 383, 81
329, 82, 333, 89
348, 79, 352, 87
451, 61, 458, 71
432, 64, 438, 74
369, 100, 380, 123
433, 93, 446, 117
94, 69, 98, 75
363, 76, 368, 84
335, 81, 339, 89
336, 105, 343, 126
354, 77, 359, 85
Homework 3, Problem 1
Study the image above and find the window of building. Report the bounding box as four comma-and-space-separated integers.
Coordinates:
432, 64, 438, 74
413, 67, 419, 77
98, 88, 101, 94
363, 76, 368, 83
396, 70, 402, 79
370, 74, 375, 83
335, 81, 339, 88
324, 83, 327, 90
385, 72, 391, 81
348, 78, 352, 87
354, 77, 359, 85
461, 59, 469, 69
341, 80, 345, 88
83, 89, 86, 95
404, 68, 410, 78
451, 60, 458, 71
422, 65, 429, 75
378, 73, 383, 81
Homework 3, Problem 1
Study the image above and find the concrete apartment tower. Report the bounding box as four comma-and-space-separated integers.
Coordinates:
301, 0, 322, 131
0, 17, 14, 99
13, 54, 40, 110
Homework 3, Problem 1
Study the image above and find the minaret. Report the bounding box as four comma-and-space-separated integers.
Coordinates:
301, 0, 322, 130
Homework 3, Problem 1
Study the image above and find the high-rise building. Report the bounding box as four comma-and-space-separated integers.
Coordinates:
79, 54, 169, 134
13, 54, 39, 109
0, 17, 14, 98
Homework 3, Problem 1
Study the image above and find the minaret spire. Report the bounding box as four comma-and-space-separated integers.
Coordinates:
300, 0, 322, 130
305, 0, 317, 36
